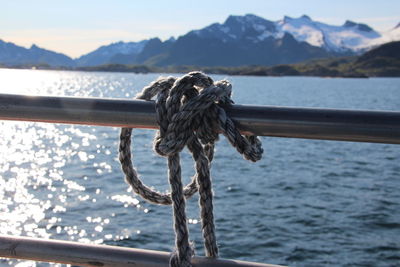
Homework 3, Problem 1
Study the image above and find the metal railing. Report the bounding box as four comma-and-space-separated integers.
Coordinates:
1, 93, 400, 144
0, 93, 399, 267
0, 235, 278, 267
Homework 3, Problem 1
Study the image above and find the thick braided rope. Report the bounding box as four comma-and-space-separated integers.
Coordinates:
162, 73, 219, 262
119, 72, 218, 265
119, 72, 263, 266
119, 77, 199, 205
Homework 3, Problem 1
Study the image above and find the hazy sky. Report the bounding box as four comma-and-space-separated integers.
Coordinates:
1, 0, 399, 58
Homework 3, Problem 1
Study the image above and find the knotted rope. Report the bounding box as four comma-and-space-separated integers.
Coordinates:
119, 72, 263, 267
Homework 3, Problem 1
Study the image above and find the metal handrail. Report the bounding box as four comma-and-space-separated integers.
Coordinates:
0, 93, 399, 144
0, 235, 280, 267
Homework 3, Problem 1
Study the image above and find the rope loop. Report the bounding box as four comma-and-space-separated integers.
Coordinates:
119, 72, 263, 266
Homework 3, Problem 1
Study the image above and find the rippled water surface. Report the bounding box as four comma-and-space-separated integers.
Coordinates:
0, 69, 399, 267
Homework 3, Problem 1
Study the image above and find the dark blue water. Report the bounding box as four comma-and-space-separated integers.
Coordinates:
0, 69, 399, 267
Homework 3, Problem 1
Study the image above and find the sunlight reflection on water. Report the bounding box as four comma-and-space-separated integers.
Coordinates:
0, 69, 164, 266
0, 119, 146, 266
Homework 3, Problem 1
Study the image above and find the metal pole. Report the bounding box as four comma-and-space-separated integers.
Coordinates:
0, 235, 281, 267
0, 93, 399, 144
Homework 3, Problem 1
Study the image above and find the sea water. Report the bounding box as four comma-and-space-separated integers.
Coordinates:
0, 69, 399, 267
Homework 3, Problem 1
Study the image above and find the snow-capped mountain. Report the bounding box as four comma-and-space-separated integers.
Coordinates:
190, 14, 277, 43
139, 14, 400, 66
191, 14, 386, 53
277, 16, 381, 52
75, 40, 149, 66
148, 25, 332, 66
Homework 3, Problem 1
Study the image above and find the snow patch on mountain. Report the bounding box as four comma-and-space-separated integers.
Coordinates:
276, 16, 325, 47
276, 16, 382, 52
373, 23, 400, 46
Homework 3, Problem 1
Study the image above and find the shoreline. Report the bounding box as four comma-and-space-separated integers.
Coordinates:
0, 65, 374, 78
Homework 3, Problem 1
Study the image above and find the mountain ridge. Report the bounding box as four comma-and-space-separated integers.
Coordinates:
4, 41, 399, 78
75, 41, 400, 78
1, 14, 399, 67
75, 40, 149, 67
0, 39, 74, 67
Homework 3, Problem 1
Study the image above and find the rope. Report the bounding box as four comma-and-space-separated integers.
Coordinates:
119, 72, 263, 267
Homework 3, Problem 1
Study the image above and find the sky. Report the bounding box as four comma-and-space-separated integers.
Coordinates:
1, 0, 399, 58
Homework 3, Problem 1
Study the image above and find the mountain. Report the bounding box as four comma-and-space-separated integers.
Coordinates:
1, 14, 399, 68
109, 14, 396, 67
132, 14, 343, 66
190, 14, 278, 43
0, 39, 74, 67
119, 37, 176, 65
75, 40, 149, 67
145, 32, 333, 67
179, 14, 382, 53
73, 14, 388, 67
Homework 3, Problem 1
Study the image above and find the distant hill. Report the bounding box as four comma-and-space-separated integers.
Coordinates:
75, 40, 149, 67
357, 41, 400, 61
0, 39, 74, 67
244, 41, 400, 77
351, 41, 400, 76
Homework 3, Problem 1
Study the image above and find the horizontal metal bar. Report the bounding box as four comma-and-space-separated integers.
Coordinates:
0, 235, 281, 267
0, 93, 399, 144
